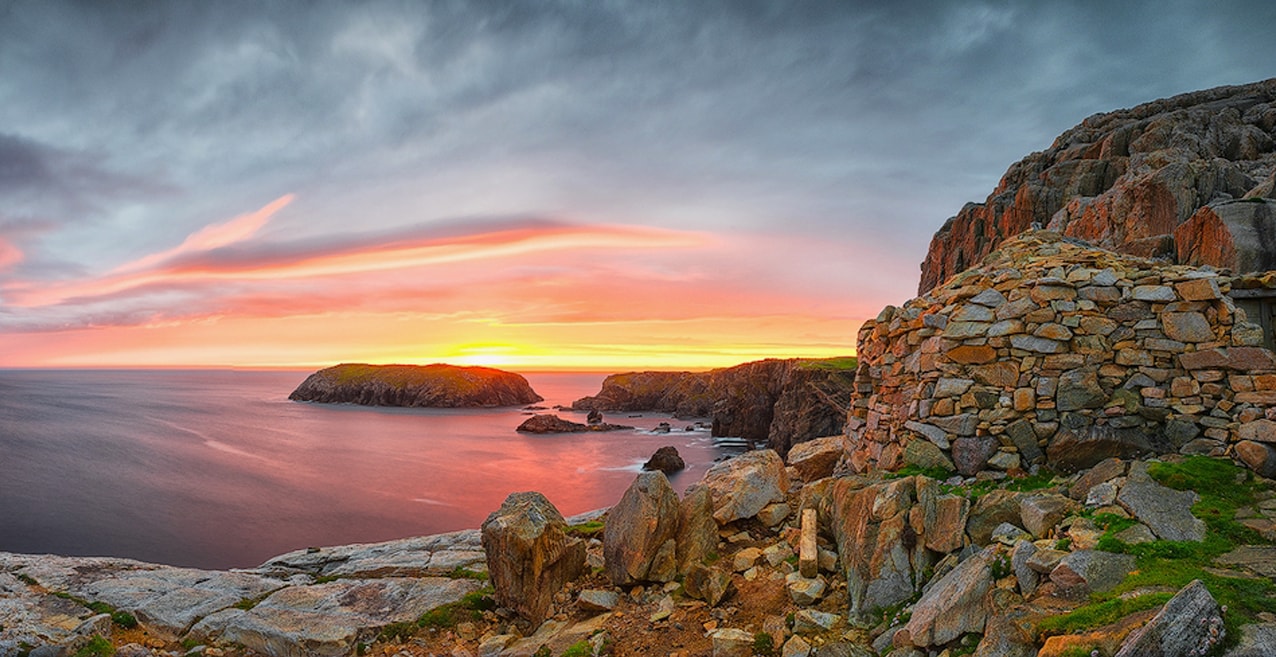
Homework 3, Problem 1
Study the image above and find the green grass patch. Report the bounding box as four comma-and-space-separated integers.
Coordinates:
1048, 457, 1276, 648
561, 640, 592, 657
796, 356, 857, 371
1037, 592, 1173, 638
313, 574, 340, 584
381, 587, 496, 640
16, 573, 37, 586
449, 565, 489, 581
73, 636, 114, 657
890, 464, 954, 481
752, 631, 775, 656
566, 520, 605, 538
1003, 470, 1058, 492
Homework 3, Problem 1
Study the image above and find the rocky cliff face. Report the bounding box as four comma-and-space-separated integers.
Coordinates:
920, 78, 1276, 294
289, 363, 543, 407
571, 358, 855, 455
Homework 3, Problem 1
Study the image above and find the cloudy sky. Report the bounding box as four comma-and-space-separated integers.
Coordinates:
2, 1, 1275, 369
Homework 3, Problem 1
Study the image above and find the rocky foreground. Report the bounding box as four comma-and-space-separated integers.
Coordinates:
288, 364, 543, 408
6, 439, 1276, 657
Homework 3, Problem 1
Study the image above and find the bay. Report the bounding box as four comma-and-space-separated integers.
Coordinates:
0, 369, 735, 569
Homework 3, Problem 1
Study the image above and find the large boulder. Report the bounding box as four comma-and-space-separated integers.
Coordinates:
1049, 550, 1136, 597
604, 472, 681, 585
831, 477, 922, 620
786, 435, 845, 481
676, 485, 719, 572
966, 489, 1025, 546
1114, 579, 1225, 657
903, 548, 995, 647
480, 492, 586, 623
703, 449, 790, 524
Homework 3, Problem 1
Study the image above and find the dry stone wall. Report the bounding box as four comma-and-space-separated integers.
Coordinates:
848, 230, 1276, 477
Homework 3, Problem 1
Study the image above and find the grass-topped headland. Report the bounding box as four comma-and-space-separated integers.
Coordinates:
288, 363, 544, 407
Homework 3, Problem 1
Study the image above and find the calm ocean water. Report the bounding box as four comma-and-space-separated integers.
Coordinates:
0, 369, 737, 569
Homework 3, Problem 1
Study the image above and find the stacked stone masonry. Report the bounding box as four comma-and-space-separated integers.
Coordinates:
848, 230, 1276, 477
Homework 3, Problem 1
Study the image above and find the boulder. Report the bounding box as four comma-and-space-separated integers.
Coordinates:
1116, 477, 1206, 542
966, 489, 1025, 546
903, 439, 955, 472
675, 485, 719, 571
1223, 622, 1276, 657
786, 435, 845, 481
1114, 579, 1224, 657
703, 449, 790, 524
785, 572, 827, 606
952, 436, 999, 476
903, 548, 995, 647
1010, 540, 1039, 597
1049, 550, 1136, 596
1068, 458, 1126, 501
1019, 494, 1076, 539
683, 564, 733, 607
1048, 425, 1157, 473
1235, 440, 1276, 478
480, 492, 586, 623
576, 589, 618, 612
604, 472, 681, 585
642, 446, 686, 473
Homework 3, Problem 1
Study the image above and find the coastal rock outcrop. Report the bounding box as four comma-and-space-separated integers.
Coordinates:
920, 78, 1276, 294
480, 492, 585, 624
515, 413, 633, 433
642, 446, 686, 473
572, 358, 855, 455
289, 363, 542, 408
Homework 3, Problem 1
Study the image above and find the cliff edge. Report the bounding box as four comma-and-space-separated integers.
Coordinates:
288, 363, 543, 408
920, 78, 1276, 294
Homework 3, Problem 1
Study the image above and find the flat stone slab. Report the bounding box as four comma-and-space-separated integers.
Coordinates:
193, 577, 481, 657
1216, 546, 1276, 580
258, 530, 487, 579
1117, 478, 1206, 542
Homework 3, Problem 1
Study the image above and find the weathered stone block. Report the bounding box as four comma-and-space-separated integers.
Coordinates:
482, 492, 586, 623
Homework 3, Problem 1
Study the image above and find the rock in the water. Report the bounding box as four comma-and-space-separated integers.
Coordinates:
1117, 477, 1206, 542
1049, 549, 1136, 596
786, 435, 845, 481
586, 409, 603, 424
516, 413, 633, 433
480, 492, 585, 623
604, 472, 680, 585
904, 548, 994, 647
289, 363, 543, 407
642, 446, 686, 473
703, 449, 790, 524
1114, 579, 1224, 657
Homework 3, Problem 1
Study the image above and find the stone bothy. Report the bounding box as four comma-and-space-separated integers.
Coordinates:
847, 230, 1276, 477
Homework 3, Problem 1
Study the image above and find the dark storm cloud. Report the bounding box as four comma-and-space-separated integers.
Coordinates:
2, 0, 1276, 299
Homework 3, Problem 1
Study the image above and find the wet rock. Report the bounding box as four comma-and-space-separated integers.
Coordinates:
604, 472, 680, 585
703, 449, 790, 524
642, 446, 686, 473
1117, 477, 1206, 542
903, 548, 994, 647
481, 491, 586, 622
1114, 579, 1224, 657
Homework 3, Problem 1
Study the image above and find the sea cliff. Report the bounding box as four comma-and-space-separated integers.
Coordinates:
571, 357, 856, 456
288, 363, 543, 408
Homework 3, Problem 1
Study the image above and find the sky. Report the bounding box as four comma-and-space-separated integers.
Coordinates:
1, 1, 1275, 370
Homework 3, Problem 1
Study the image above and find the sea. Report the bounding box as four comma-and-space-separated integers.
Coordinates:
0, 369, 743, 570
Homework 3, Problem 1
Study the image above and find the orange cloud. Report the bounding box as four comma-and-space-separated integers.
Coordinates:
111, 194, 295, 274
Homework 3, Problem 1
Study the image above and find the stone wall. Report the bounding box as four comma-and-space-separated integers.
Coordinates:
847, 230, 1276, 477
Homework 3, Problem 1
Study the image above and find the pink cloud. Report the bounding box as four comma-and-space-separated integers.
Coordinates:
110, 194, 294, 274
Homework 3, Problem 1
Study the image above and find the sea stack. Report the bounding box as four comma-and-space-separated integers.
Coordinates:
288, 363, 543, 408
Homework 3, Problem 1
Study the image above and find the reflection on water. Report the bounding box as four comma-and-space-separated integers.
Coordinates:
0, 370, 738, 569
